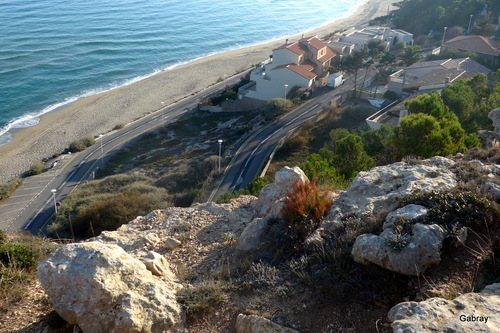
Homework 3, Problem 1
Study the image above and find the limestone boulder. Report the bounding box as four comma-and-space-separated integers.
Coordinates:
235, 314, 300, 333
251, 166, 308, 217
38, 242, 183, 333
389, 283, 500, 332
488, 108, 500, 135
383, 204, 428, 229
351, 223, 445, 276
236, 217, 270, 251
311, 157, 457, 241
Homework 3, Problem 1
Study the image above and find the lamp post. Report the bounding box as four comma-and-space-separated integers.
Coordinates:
161, 101, 165, 126
51, 189, 57, 214
440, 26, 447, 55
98, 135, 104, 164
217, 139, 223, 172
467, 15, 473, 34
284, 84, 288, 99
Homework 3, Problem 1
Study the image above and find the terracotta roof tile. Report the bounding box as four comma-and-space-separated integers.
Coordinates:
272, 64, 317, 80
443, 35, 500, 56
318, 46, 335, 63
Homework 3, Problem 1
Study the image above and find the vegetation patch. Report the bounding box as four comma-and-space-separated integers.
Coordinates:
0, 178, 23, 202
69, 136, 95, 153
0, 231, 59, 310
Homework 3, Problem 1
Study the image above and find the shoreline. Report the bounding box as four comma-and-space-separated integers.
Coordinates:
0, 0, 398, 183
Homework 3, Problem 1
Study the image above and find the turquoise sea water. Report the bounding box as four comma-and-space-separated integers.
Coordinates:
0, 0, 363, 144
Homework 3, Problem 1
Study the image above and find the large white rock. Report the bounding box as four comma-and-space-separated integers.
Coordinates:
488, 108, 500, 135
351, 223, 445, 276
389, 283, 500, 332
235, 314, 300, 333
312, 157, 457, 239
38, 242, 183, 333
250, 166, 308, 217
236, 217, 269, 251
383, 204, 429, 229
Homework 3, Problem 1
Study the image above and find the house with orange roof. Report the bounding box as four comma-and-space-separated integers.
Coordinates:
238, 36, 336, 102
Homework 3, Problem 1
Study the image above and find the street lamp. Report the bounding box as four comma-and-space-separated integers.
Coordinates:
284, 84, 288, 99
161, 101, 165, 126
440, 26, 448, 55
217, 139, 223, 172
51, 189, 57, 214
98, 134, 104, 164
467, 14, 473, 34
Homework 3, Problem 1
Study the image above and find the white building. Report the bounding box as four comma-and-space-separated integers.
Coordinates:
238, 36, 336, 102
334, 27, 413, 52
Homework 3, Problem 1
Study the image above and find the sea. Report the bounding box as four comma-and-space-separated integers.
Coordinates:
0, 0, 364, 145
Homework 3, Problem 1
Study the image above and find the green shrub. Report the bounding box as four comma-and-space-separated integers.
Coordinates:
71, 191, 149, 238
383, 90, 399, 101
27, 161, 45, 176
0, 242, 35, 268
113, 123, 125, 130
69, 136, 96, 152
177, 280, 230, 314
0, 178, 23, 202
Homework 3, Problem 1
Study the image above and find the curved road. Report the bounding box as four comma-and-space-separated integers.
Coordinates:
209, 81, 354, 201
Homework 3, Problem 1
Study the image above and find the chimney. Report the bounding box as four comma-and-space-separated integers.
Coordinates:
285, 38, 289, 44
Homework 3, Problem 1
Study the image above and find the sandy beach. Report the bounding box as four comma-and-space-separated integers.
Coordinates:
0, 0, 398, 182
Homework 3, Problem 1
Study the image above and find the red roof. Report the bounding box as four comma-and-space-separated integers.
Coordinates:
301, 36, 327, 50
272, 64, 317, 80
318, 46, 335, 63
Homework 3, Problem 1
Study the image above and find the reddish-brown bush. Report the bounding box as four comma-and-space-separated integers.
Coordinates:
282, 178, 332, 242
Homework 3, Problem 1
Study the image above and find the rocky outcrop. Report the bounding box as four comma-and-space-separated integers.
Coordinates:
383, 204, 428, 229
235, 314, 300, 333
488, 108, 500, 135
389, 283, 500, 332
237, 166, 307, 251
38, 242, 183, 333
352, 223, 445, 276
309, 157, 457, 242
250, 166, 308, 217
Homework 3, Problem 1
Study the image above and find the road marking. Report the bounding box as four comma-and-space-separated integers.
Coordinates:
9, 193, 39, 199
15, 186, 45, 191
0, 200, 32, 207
0, 207, 24, 216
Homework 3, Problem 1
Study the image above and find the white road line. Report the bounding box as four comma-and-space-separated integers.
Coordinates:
0, 200, 32, 207
9, 193, 38, 199
0, 207, 24, 216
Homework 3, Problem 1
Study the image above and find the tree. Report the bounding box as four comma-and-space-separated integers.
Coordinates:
400, 45, 422, 66
332, 134, 376, 181
406, 91, 454, 120
340, 50, 369, 98
300, 153, 340, 186
395, 113, 467, 158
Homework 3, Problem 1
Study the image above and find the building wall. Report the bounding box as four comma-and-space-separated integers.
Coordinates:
269, 49, 300, 70
244, 68, 312, 101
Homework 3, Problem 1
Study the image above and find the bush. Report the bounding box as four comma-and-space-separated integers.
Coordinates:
71, 191, 149, 238
27, 161, 45, 176
69, 136, 96, 152
0, 242, 35, 268
113, 123, 125, 130
282, 179, 332, 242
383, 90, 399, 101
0, 178, 23, 201
177, 280, 229, 314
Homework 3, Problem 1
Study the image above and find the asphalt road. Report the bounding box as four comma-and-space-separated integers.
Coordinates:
209, 80, 354, 201
0, 72, 247, 235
